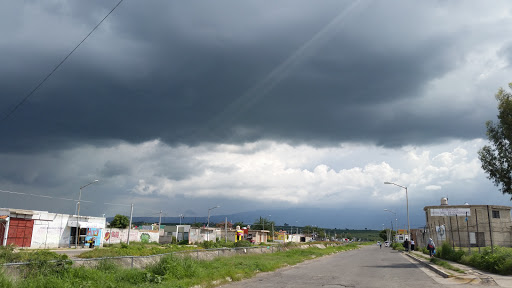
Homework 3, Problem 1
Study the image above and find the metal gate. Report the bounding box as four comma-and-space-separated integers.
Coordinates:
0, 222, 5, 246
6, 218, 34, 247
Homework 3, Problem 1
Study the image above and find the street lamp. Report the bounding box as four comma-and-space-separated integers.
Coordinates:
75, 180, 99, 248
207, 206, 220, 241
207, 206, 220, 228
384, 209, 398, 242
384, 181, 410, 253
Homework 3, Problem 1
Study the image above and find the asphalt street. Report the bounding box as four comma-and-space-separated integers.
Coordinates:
219, 245, 475, 288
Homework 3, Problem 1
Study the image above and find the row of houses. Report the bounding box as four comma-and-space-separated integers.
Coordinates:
2, 207, 311, 249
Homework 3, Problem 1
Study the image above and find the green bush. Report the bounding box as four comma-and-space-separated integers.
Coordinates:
234, 240, 251, 247
21, 251, 72, 277
391, 242, 404, 250
147, 255, 199, 280
437, 242, 465, 262
460, 246, 512, 275
200, 240, 218, 249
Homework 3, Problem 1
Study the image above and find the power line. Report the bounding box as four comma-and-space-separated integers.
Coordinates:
1, 0, 124, 121
0, 188, 130, 207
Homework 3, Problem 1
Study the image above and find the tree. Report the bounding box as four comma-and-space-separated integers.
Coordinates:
379, 229, 388, 241
251, 217, 275, 230
479, 83, 512, 197
216, 221, 233, 228
110, 214, 129, 228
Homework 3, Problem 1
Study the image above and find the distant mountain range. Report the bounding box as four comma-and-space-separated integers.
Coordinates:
108, 207, 408, 230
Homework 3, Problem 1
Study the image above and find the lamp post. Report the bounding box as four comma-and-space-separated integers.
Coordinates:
384, 181, 410, 253
75, 180, 99, 248
384, 209, 398, 242
207, 206, 220, 241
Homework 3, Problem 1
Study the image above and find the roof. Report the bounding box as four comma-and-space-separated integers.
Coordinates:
424, 204, 511, 211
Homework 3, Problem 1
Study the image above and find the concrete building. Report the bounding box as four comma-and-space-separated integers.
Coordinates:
423, 198, 512, 248
160, 225, 191, 244
0, 208, 105, 248
219, 229, 269, 244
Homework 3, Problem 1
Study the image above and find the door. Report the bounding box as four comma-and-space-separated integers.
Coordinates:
0, 222, 5, 246
6, 218, 34, 247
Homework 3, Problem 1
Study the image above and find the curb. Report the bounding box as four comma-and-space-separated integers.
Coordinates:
404, 252, 452, 278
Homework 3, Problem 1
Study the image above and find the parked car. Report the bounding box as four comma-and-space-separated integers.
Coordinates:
384, 241, 390, 247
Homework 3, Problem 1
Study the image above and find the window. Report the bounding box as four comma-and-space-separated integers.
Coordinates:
492, 210, 500, 219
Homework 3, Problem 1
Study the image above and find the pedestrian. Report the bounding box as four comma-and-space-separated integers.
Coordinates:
411, 239, 415, 251
380, 242, 382, 249
404, 238, 409, 251
427, 237, 435, 257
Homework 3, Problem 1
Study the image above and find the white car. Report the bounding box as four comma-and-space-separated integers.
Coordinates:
384, 241, 390, 247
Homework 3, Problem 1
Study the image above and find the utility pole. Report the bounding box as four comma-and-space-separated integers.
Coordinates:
127, 203, 133, 245
158, 210, 162, 233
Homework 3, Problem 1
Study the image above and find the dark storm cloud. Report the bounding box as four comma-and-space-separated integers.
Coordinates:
0, 0, 504, 153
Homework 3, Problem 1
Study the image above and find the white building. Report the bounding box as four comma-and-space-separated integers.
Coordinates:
0, 208, 105, 249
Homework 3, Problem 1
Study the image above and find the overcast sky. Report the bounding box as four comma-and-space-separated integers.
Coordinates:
1, 0, 512, 229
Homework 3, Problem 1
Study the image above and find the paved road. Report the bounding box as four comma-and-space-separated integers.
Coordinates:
219, 245, 474, 288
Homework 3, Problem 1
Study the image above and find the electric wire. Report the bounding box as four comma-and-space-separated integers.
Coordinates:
0, 188, 131, 207
1, 0, 124, 121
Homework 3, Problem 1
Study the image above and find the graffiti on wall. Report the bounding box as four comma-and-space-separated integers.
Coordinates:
140, 233, 150, 243
104, 231, 121, 241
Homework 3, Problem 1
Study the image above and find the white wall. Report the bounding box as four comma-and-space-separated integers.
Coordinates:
31, 213, 106, 249
103, 228, 159, 244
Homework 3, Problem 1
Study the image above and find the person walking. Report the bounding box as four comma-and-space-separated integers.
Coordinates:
411, 239, 415, 251
427, 237, 435, 257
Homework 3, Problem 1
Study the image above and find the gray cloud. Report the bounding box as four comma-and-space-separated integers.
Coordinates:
1, 1, 512, 226
2, 1, 510, 153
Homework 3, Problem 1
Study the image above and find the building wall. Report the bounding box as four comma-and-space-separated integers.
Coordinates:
0, 208, 106, 249
424, 205, 512, 248
103, 228, 159, 244
32, 213, 72, 249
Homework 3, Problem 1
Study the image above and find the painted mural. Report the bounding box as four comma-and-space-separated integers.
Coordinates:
85, 228, 102, 247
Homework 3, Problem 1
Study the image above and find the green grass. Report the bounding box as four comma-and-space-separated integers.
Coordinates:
0, 245, 68, 264
77, 242, 198, 258
419, 242, 512, 275
459, 246, 512, 275
2, 243, 361, 287
430, 258, 465, 274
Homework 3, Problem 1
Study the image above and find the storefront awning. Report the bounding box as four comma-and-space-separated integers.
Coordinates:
67, 221, 105, 229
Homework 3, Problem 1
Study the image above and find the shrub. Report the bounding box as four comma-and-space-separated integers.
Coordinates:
201, 240, 218, 249
391, 242, 403, 250
437, 242, 465, 262
147, 255, 199, 280
234, 240, 251, 247
21, 251, 72, 277
460, 246, 512, 275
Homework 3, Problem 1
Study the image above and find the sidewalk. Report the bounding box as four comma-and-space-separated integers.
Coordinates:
405, 250, 512, 287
